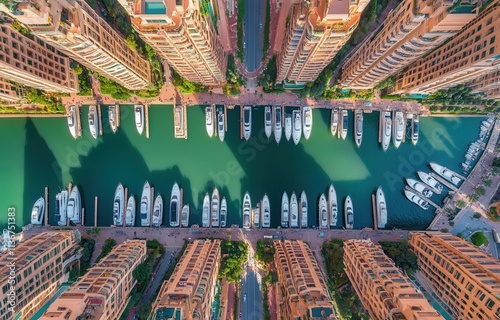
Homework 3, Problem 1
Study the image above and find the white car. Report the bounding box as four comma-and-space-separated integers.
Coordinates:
243, 293, 246, 302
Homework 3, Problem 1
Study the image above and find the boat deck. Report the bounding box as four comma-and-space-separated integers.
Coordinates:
429, 173, 459, 191
404, 186, 440, 210
174, 104, 188, 139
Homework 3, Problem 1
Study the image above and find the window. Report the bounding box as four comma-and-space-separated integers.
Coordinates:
486, 298, 495, 310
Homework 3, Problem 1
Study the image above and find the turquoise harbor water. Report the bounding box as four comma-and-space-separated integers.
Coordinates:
0, 106, 485, 230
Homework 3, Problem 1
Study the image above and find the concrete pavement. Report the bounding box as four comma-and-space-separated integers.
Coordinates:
244, 0, 265, 73
241, 269, 264, 320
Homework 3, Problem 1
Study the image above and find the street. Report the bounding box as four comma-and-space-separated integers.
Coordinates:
244, 0, 265, 73
241, 269, 264, 320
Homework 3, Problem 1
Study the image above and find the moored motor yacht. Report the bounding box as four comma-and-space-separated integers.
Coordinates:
243, 106, 252, 141
140, 181, 151, 226
331, 109, 338, 137
181, 205, 190, 228
319, 194, 328, 229
382, 111, 392, 151
430, 162, 462, 186
290, 192, 298, 228
88, 105, 99, 139
202, 193, 210, 227
406, 113, 413, 141
262, 194, 270, 228
285, 111, 292, 141
254, 202, 260, 228
243, 192, 251, 229
300, 191, 308, 228
206, 106, 214, 138
109, 104, 118, 134
417, 171, 443, 194
328, 184, 338, 228
211, 188, 220, 227
170, 182, 180, 227
56, 190, 68, 226
376, 187, 387, 229
220, 197, 227, 227
274, 106, 282, 144
393, 111, 404, 149
292, 110, 302, 145
344, 196, 354, 229
113, 183, 124, 226
341, 109, 348, 140
354, 109, 363, 147
281, 192, 289, 228
302, 106, 312, 140
125, 196, 135, 227
264, 106, 272, 139
406, 178, 433, 198
404, 189, 430, 210
412, 115, 420, 145
67, 186, 81, 224
31, 197, 45, 225
152, 194, 163, 228
218, 110, 225, 142
135, 104, 144, 135
67, 105, 78, 139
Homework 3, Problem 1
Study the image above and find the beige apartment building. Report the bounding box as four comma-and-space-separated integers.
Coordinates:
151, 239, 221, 320
394, 2, 499, 96
344, 239, 443, 319
0, 24, 78, 93
465, 69, 500, 99
119, 0, 227, 86
276, 0, 369, 85
274, 240, 336, 319
0, 230, 81, 320
341, 0, 477, 89
1, 0, 151, 90
40, 239, 147, 320
409, 232, 500, 320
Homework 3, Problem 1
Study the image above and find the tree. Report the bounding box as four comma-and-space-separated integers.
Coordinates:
255, 239, 275, 267
133, 262, 151, 286
379, 241, 418, 272
73, 65, 83, 75
470, 232, 487, 246
483, 178, 493, 187
136, 305, 151, 320
473, 212, 482, 219
455, 199, 467, 209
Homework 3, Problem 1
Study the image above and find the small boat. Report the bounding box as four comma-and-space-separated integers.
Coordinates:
88, 105, 99, 139
67, 186, 81, 224
404, 189, 430, 210
285, 112, 292, 141
134, 105, 144, 135
412, 115, 419, 145
341, 109, 348, 140
376, 187, 387, 229
281, 192, 289, 228
292, 110, 302, 145
170, 182, 180, 227
417, 171, 443, 194
56, 191, 69, 226
31, 197, 45, 225
344, 196, 354, 229
262, 194, 270, 228
300, 191, 308, 228
113, 183, 124, 226
67, 105, 78, 139
220, 197, 227, 228
354, 109, 363, 147
243, 106, 252, 141
328, 185, 338, 228
243, 192, 251, 229
382, 111, 392, 151
430, 162, 462, 186
319, 194, 328, 229
181, 205, 190, 228
108, 104, 118, 134
125, 196, 135, 227
406, 178, 433, 198
206, 106, 214, 138
330, 109, 338, 136
393, 111, 404, 149
140, 181, 151, 227
211, 188, 220, 227
302, 106, 312, 140
290, 192, 298, 228
274, 106, 282, 144
217, 110, 225, 142
264, 106, 272, 139
406, 113, 413, 140
202, 193, 210, 227
254, 202, 260, 228
152, 194, 163, 228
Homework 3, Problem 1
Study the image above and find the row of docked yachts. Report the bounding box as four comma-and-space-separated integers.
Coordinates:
462, 116, 494, 174
30, 186, 82, 226
201, 188, 228, 228
380, 111, 419, 151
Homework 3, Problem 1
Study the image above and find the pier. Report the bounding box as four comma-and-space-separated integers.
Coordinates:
67, 183, 72, 227
371, 194, 378, 231
212, 104, 217, 138
174, 104, 188, 139
116, 103, 121, 128
337, 109, 341, 139
402, 113, 406, 143
81, 207, 85, 227
150, 186, 154, 227
97, 105, 103, 136
76, 105, 82, 137
145, 104, 150, 139
404, 186, 440, 210
94, 196, 98, 227
224, 105, 228, 132
378, 111, 383, 143
240, 105, 244, 140
123, 187, 128, 227
429, 173, 459, 192
44, 186, 49, 226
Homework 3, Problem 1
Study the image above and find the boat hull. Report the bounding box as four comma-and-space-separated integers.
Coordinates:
206, 106, 214, 138
341, 110, 348, 140
135, 105, 144, 135
331, 110, 338, 136
292, 110, 301, 145
264, 106, 272, 139
67, 106, 78, 139
140, 181, 151, 226
211, 188, 220, 227
243, 106, 252, 141
319, 194, 328, 229
113, 184, 125, 226
302, 107, 312, 140
243, 192, 251, 229
393, 111, 404, 149
262, 194, 270, 228
285, 112, 292, 141
220, 198, 227, 228
328, 185, 337, 227
300, 191, 308, 228
126, 196, 136, 227
355, 110, 363, 147
67, 186, 81, 224
181, 205, 190, 227
202, 193, 210, 227
170, 183, 180, 227
31, 197, 45, 225
218, 111, 225, 142
382, 112, 391, 151
344, 196, 353, 229
109, 105, 118, 134
57, 191, 68, 226
281, 192, 289, 228
376, 187, 387, 229
152, 195, 163, 227
88, 105, 99, 140
274, 107, 282, 144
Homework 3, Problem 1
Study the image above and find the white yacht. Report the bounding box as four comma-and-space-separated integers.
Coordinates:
417, 171, 443, 194
67, 186, 81, 224
243, 106, 252, 141
56, 191, 68, 226
262, 194, 270, 228
135, 105, 144, 135
218, 110, 225, 142
302, 106, 312, 140
281, 192, 289, 228
341, 109, 348, 140
243, 192, 251, 229
376, 187, 387, 229
292, 110, 302, 145
328, 184, 338, 228
211, 188, 220, 227
31, 197, 45, 225
412, 115, 420, 145
140, 181, 151, 227
405, 190, 430, 210
406, 178, 433, 198
67, 105, 78, 139
331, 109, 338, 137
319, 194, 328, 229
430, 162, 462, 186
109, 104, 118, 134
170, 182, 180, 227
274, 106, 282, 144
382, 111, 392, 151
206, 106, 214, 138
300, 191, 308, 228
254, 202, 260, 228
202, 193, 210, 227
125, 196, 135, 227
152, 194, 163, 228
393, 111, 404, 149
290, 192, 298, 228
264, 106, 272, 139
285, 112, 292, 141
220, 197, 227, 228
181, 205, 190, 228
113, 183, 124, 226
88, 105, 99, 139
355, 109, 363, 147
344, 196, 354, 229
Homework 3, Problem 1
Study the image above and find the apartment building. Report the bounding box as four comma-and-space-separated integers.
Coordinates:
274, 240, 336, 319
0, 24, 77, 93
465, 69, 500, 99
1, 0, 151, 90
0, 79, 23, 102
409, 232, 500, 320
40, 239, 147, 320
0, 230, 81, 320
119, 0, 227, 86
394, 2, 499, 96
344, 239, 443, 319
276, 0, 369, 85
151, 239, 221, 320
341, 0, 477, 89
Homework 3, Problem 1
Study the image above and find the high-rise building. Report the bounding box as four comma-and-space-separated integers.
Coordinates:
393, 2, 499, 96
466, 70, 500, 99
151, 239, 221, 320
40, 239, 147, 320
274, 240, 336, 319
1, 0, 151, 90
276, 0, 369, 85
341, 0, 477, 89
0, 24, 78, 93
0, 230, 82, 320
118, 0, 227, 86
343, 239, 443, 319
409, 232, 500, 320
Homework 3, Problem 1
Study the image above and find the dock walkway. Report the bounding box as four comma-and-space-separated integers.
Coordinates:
404, 186, 440, 210
429, 173, 458, 192
174, 104, 188, 139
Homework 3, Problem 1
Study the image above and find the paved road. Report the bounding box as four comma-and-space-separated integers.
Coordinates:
241, 268, 264, 320
142, 251, 174, 302
244, 0, 265, 72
